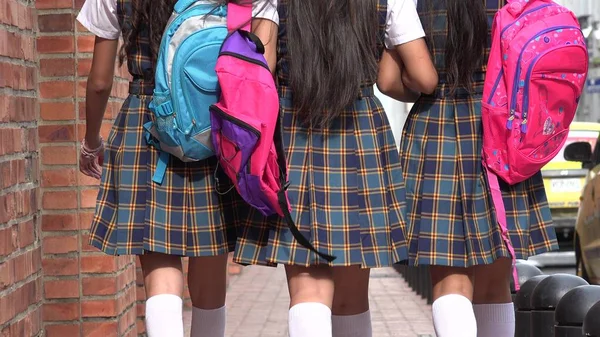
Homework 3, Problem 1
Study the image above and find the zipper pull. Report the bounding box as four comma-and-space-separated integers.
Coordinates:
506, 114, 515, 130
521, 119, 528, 133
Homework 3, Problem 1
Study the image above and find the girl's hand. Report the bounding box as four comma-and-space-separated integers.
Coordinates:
80, 136, 105, 180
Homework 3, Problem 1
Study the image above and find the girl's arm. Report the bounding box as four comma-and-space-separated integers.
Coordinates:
84, 36, 118, 149
394, 38, 438, 95
252, 18, 278, 74
377, 49, 421, 102
377, 0, 438, 98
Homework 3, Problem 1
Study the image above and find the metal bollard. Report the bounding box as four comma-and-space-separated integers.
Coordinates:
515, 274, 548, 337
583, 300, 600, 337
554, 285, 600, 337
511, 262, 544, 303
423, 265, 433, 305
530, 274, 588, 337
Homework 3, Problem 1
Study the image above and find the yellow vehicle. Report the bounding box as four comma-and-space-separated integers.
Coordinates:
526, 122, 600, 269
560, 122, 600, 283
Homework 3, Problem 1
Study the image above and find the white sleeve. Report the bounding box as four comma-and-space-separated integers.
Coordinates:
253, 0, 279, 25
76, 0, 121, 40
385, 0, 425, 48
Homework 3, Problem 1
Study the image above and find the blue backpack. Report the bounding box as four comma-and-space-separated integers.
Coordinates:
145, 0, 249, 184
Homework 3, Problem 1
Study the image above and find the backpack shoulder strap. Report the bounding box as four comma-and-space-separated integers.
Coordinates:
485, 168, 520, 290
227, 3, 252, 32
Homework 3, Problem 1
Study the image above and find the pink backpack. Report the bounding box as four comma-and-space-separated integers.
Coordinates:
209, 3, 336, 262
482, 0, 588, 289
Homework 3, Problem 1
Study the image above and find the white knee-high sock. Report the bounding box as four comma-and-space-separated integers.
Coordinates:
289, 302, 332, 337
473, 303, 515, 337
432, 294, 477, 337
145, 294, 184, 337
332, 311, 372, 337
190, 306, 226, 337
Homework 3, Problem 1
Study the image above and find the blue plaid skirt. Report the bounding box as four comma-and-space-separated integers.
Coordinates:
232, 87, 409, 268
400, 90, 558, 267
89, 85, 265, 259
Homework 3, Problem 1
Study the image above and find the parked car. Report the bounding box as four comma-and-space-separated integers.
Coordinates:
526, 122, 600, 269
562, 123, 600, 284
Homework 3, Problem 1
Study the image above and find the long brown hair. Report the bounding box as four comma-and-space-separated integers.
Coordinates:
286, 0, 380, 128
435, 0, 489, 93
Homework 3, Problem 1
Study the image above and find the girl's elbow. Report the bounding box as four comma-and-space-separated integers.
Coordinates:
420, 73, 438, 95
87, 76, 113, 95
376, 77, 394, 97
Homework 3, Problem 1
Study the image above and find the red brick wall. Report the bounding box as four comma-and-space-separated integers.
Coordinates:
0, 0, 43, 335
0, 1, 245, 336
37, 0, 137, 336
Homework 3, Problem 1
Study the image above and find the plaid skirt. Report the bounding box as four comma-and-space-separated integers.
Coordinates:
89, 88, 263, 258
400, 90, 558, 267
231, 87, 409, 268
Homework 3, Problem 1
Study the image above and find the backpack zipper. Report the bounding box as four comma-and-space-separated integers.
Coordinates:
487, 3, 555, 104
520, 42, 586, 133
507, 25, 580, 130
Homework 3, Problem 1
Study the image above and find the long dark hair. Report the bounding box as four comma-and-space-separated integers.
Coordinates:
119, 0, 177, 66
286, 0, 380, 128
119, 0, 261, 67
436, 0, 488, 93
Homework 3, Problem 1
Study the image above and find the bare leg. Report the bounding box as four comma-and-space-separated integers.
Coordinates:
140, 253, 185, 337
187, 254, 229, 337
332, 266, 371, 337
286, 265, 335, 337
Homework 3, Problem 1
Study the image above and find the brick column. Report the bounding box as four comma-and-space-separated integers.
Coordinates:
0, 0, 42, 335
36, 1, 137, 336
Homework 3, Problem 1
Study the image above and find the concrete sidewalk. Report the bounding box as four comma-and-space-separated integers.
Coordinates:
184, 266, 435, 337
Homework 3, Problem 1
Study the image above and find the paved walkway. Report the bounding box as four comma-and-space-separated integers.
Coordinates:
184, 266, 435, 337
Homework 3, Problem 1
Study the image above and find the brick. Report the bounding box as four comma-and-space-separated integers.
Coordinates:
42, 190, 77, 210
82, 276, 118, 296
40, 58, 75, 78
44, 279, 79, 299
77, 58, 92, 76
42, 235, 78, 254
82, 321, 119, 337
81, 255, 117, 274
38, 125, 76, 143
0, 226, 17, 256
42, 257, 79, 276
0, 128, 23, 156
40, 102, 76, 121
78, 212, 95, 230
18, 220, 35, 249
40, 81, 74, 99
82, 299, 117, 318
80, 188, 99, 208
41, 213, 78, 231
45, 324, 81, 337
37, 36, 75, 54
42, 302, 79, 321
41, 146, 77, 165
35, 0, 72, 9
77, 35, 96, 53
41, 168, 77, 187
38, 13, 74, 33
0, 95, 37, 122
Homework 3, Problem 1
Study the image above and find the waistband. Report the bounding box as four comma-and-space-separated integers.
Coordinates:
129, 79, 154, 95
279, 85, 376, 100
426, 82, 485, 99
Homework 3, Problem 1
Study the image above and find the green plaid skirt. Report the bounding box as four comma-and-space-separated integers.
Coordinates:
232, 87, 409, 268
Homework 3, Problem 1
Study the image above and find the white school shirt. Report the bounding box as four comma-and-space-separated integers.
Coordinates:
77, 0, 424, 48
77, 0, 280, 40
